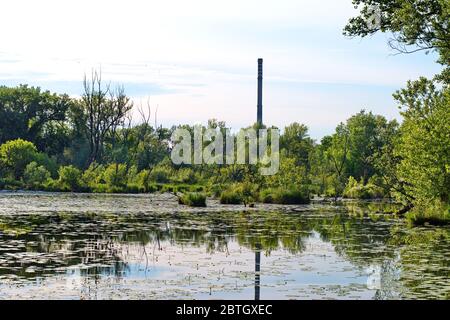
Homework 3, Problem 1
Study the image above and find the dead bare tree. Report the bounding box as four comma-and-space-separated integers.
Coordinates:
137, 97, 152, 140
82, 69, 133, 166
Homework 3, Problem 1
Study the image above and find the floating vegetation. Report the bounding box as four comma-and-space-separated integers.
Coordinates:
0, 192, 448, 300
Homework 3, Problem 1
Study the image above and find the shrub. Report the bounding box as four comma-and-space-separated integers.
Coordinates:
23, 161, 51, 188
259, 189, 275, 203
176, 168, 198, 184
220, 189, 243, 204
33, 152, 58, 177
136, 169, 151, 192
0, 139, 37, 179
343, 176, 385, 199
81, 163, 105, 188
104, 163, 128, 188
260, 187, 310, 204
58, 165, 82, 191
42, 179, 61, 192
149, 166, 172, 183
0, 178, 24, 190
219, 182, 258, 205
209, 183, 226, 198
178, 192, 207, 207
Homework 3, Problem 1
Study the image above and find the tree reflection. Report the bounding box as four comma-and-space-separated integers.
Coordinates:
0, 204, 449, 299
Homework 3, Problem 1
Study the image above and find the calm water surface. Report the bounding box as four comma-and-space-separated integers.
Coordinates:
0, 192, 449, 299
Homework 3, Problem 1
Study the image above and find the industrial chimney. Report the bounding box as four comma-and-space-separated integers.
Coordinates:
257, 58, 263, 125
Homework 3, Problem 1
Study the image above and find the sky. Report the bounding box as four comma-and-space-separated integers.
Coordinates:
0, 0, 443, 140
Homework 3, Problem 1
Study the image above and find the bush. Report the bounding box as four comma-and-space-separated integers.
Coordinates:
209, 183, 226, 198
23, 162, 51, 188
42, 179, 61, 192
0, 139, 37, 179
178, 192, 207, 207
259, 189, 275, 203
104, 163, 128, 188
136, 169, 151, 192
33, 152, 58, 177
0, 178, 24, 190
176, 168, 199, 184
219, 182, 257, 205
149, 166, 172, 183
81, 163, 105, 188
58, 165, 82, 191
220, 189, 243, 204
260, 187, 310, 204
343, 176, 385, 199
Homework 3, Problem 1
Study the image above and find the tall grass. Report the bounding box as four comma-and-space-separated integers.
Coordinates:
178, 192, 207, 207
260, 187, 310, 204
220, 189, 243, 204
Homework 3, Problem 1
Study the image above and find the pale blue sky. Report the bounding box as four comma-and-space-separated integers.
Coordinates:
0, 0, 443, 139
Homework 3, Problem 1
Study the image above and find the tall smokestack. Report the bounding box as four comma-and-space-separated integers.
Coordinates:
257, 58, 263, 125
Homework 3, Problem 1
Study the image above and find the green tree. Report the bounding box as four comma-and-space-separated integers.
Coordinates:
58, 165, 82, 191
393, 78, 450, 205
346, 110, 397, 181
23, 162, 51, 188
280, 123, 314, 168
104, 163, 128, 188
344, 0, 450, 82
0, 85, 71, 155
0, 139, 38, 179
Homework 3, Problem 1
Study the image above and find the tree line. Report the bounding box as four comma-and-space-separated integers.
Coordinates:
0, 0, 448, 225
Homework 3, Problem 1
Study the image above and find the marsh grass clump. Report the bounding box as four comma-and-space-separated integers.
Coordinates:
220, 189, 243, 205
260, 187, 310, 205
219, 182, 258, 206
178, 192, 207, 207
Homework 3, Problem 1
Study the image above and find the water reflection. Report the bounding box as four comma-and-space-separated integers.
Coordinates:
0, 193, 449, 299
255, 243, 261, 300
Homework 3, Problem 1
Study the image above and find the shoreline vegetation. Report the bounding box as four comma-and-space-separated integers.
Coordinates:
1, 1, 449, 226
0, 83, 448, 226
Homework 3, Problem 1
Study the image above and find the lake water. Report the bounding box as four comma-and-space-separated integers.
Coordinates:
0, 192, 449, 300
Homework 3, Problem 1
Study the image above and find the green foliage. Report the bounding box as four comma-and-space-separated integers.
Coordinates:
265, 155, 308, 189
149, 165, 173, 183
0, 85, 72, 155
58, 165, 82, 191
81, 163, 105, 188
0, 139, 38, 179
344, 0, 450, 82
219, 182, 258, 205
406, 200, 450, 226
176, 167, 199, 184
104, 163, 128, 188
343, 176, 385, 199
280, 123, 314, 168
260, 187, 310, 205
220, 189, 243, 205
178, 192, 207, 207
23, 162, 51, 188
33, 152, 58, 177
393, 78, 450, 206
136, 169, 151, 192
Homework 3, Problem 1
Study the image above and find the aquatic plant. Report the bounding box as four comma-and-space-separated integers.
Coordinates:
178, 192, 207, 207
260, 187, 310, 204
